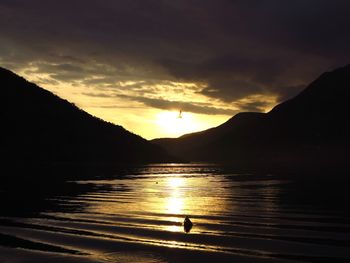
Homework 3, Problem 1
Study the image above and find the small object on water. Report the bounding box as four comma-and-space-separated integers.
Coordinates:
183, 216, 193, 233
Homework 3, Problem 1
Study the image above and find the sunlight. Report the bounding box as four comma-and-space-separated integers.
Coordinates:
166, 177, 185, 214
81, 166, 233, 235
166, 225, 181, 232
155, 111, 202, 137
167, 177, 184, 188
166, 196, 184, 214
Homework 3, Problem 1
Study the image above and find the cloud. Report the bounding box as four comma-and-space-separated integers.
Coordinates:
82, 92, 113, 98
0, 0, 349, 111
117, 95, 238, 116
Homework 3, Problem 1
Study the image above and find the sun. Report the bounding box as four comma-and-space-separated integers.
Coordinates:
155, 111, 201, 138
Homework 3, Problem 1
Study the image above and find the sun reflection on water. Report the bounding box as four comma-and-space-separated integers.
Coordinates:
81, 166, 234, 234
166, 196, 183, 214
29, 165, 306, 259
167, 177, 184, 188
165, 177, 186, 216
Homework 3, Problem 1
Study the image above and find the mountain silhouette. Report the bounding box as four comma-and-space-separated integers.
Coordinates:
0, 67, 174, 166
153, 64, 350, 171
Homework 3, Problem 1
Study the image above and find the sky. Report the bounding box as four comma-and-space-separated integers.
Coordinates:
1, 0, 349, 139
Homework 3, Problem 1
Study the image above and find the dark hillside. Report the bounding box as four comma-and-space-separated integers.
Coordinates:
153, 64, 350, 171
0, 67, 174, 167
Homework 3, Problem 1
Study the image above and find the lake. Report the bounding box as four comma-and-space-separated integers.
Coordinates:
0, 164, 349, 262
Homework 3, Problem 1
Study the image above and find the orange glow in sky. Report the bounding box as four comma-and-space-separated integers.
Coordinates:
155, 111, 204, 138
14, 68, 277, 139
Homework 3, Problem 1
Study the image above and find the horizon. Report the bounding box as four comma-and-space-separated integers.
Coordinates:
1, 1, 349, 139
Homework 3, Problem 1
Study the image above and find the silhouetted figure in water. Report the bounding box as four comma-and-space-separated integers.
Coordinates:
184, 216, 193, 233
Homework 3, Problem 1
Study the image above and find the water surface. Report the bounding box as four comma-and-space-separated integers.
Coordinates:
1, 164, 349, 262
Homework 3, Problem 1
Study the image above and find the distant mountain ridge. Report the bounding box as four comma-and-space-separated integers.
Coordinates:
0, 67, 174, 165
153, 64, 350, 170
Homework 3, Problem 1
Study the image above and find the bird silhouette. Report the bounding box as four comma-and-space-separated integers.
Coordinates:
183, 216, 193, 233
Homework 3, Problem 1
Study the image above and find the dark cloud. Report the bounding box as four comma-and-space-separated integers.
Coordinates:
0, 0, 349, 110
82, 92, 113, 98
117, 95, 238, 116
160, 55, 288, 101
